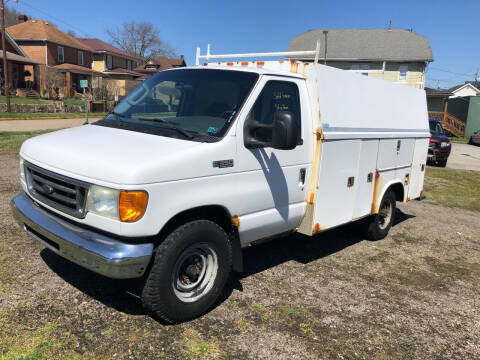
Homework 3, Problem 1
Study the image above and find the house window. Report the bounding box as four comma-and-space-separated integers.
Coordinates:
127, 60, 132, 70
78, 51, 84, 66
351, 64, 370, 75
57, 46, 64, 63
399, 65, 408, 81
106, 55, 113, 69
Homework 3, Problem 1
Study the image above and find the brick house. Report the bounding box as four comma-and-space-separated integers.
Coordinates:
134, 56, 186, 77
7, 17, 102, 98
77, 38, 143, 96
1, 29, 39, 95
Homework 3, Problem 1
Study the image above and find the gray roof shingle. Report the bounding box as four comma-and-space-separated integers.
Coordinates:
287, 29, 434, 62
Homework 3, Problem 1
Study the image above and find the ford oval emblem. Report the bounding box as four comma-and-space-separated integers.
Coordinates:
42, 184, 54, 194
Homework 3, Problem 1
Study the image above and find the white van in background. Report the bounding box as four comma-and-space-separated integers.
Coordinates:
11, 45, 429, 323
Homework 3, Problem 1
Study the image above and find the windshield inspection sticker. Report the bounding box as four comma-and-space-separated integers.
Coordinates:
207, 126, 218, 135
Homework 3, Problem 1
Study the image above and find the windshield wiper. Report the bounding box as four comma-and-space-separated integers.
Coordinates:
135, 117, 193, 139
111, 111, 129, 120
136, 116, 168, 123
136, 117, 195, 139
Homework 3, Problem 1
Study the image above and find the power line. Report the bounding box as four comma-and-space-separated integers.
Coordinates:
15, 0, 93, 37
428, 67, 475, 77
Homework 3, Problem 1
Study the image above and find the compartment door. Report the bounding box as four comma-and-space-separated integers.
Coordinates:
353, 139, 379, 219
408, 138, 428, 199
314, 139, 361, 230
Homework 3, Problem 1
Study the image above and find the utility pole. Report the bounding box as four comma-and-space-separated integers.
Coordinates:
0, 0, 11, 113
323, 30, 328, 65
475, 69, 479, 83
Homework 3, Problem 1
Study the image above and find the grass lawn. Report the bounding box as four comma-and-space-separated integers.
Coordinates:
0, 130, 57, 153
449, 136, 470, 144
0, 96, 46, 104
0, 112, 106, 119
424, 166, 480, 212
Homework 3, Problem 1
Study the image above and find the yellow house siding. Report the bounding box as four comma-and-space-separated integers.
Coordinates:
92, 54, 105, 72
323, 60, 425, 89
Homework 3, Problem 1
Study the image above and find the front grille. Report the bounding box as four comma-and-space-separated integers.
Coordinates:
24, 162, 90, 218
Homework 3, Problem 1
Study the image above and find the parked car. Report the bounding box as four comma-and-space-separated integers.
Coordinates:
11, 49, 429, 323
428, 118, 451, 167
468, 129, 480, 146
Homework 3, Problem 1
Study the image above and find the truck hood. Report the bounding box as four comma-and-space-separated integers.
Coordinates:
20, 125, 234, 185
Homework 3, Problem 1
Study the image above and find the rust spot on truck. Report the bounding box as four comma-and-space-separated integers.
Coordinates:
316, 126, 324, 140
290, 60, 298, 73
371, 171, 380, 214
313, 223, 325, 234
231, 215, 240, 229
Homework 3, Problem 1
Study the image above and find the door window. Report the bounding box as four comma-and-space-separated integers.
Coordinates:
249, 80, 301, 142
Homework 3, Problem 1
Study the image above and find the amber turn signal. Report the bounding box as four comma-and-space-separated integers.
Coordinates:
119, 191, 148, 223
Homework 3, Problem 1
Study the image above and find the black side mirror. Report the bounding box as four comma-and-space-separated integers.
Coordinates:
244, 111, 299, 150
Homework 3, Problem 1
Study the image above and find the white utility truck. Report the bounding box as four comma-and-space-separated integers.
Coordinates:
11, 45, 429, 323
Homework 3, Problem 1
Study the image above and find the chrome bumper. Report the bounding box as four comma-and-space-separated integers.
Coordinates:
11, 192, 153, 279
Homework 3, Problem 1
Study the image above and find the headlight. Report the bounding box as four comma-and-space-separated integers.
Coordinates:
20, 158, 25, 182
86, 185, 119, 220
86, 186, 148, 222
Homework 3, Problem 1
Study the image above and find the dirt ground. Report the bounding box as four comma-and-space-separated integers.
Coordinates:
0, 152, 479, 359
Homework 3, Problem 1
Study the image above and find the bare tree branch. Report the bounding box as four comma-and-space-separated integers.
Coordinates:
106, 21, 176, 59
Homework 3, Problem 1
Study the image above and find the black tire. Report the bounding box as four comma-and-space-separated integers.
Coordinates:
468, 137, 473, 145
141, 220, 232, 323
437, 159, 447, 167
363, 190, 396, 241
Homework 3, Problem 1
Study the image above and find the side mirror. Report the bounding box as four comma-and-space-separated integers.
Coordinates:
244, 111, 299, 150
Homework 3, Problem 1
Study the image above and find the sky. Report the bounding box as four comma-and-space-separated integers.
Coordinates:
9, 0, 480, 89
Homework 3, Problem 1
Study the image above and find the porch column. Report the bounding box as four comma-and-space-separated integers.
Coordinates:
443, 97, 448, 123
65, 71, 72, 98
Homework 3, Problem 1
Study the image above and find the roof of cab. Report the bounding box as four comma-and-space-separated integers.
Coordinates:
192, 63, 306, 79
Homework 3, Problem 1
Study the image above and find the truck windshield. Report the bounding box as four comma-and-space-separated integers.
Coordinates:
429, 120, 444, 135
95, 69, 259, 142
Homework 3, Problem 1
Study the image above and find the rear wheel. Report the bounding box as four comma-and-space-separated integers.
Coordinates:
141, 220, 232, 323
363, 190, 396, 241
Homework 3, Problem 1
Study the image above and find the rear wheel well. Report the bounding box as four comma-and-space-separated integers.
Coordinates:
387, 182, 405, 202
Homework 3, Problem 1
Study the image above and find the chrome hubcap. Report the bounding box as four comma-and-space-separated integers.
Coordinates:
172, 243, 218, 303
378, 200, 393, 230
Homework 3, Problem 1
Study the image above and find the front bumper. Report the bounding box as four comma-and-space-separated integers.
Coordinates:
428, 148, 451, 162
11, 192, 153, 279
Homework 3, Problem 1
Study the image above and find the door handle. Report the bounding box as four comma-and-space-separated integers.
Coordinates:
299, 168, 306, 185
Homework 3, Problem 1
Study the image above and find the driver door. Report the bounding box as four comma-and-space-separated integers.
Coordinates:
234, 76, 312, 244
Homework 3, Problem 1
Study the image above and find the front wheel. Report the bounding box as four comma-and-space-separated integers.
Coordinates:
362, 190, 396, 241
141, 220, 232, 323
